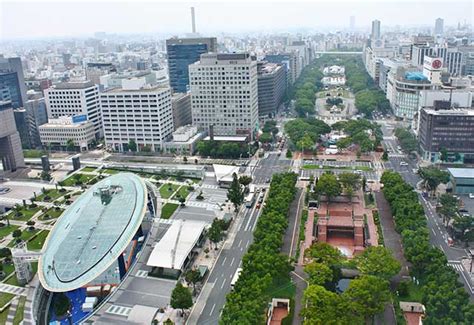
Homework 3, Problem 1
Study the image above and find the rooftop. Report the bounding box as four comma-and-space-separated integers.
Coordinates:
54, 80, 95, 89
39, 173, 147, 292
147, 220, 206, 270
448, 168, 474, 179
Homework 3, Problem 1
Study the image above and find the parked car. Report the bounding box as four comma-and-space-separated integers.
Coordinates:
399, 161, 408, 166
469, 193, 474, 199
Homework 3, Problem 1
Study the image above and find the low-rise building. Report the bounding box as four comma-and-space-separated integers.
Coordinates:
163, 125, 205, 155
39, 116, 96, 151
447, 168, 474, 194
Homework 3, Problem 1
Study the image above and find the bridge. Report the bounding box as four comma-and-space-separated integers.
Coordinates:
314, 51, 363, 55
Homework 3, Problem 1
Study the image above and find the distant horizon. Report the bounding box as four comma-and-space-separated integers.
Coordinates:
1, 0, 472, 41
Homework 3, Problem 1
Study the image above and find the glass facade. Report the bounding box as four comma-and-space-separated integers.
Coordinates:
0, 72, 23, 108
167, 43, 210, 93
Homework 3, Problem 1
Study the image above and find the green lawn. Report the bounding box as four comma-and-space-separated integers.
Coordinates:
59, 173, 96, 186
35, 189, 65, 202
22, 149, 47, 158
0, 225, 19, 240
10, 206, 42, 221
101, 168, 121, 175
1, 263, 15, 280
0, 307, 8, 325
7, 229, 40, 248
13, 296, 26, 325
161, 203, 179, 219
159, 184, 180, 199
81, 166, 97, 173
4, 274, 21, 287
172, 185, 193, 201
27, 230, 50, 251
39, 207, 64, 220
0, 292, 14, 309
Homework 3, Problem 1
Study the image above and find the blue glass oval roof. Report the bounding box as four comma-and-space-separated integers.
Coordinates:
39, 173, 147, 292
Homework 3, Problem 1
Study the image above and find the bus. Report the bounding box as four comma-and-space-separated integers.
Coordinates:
245, 192, 255, 208
230, 268, 243, 290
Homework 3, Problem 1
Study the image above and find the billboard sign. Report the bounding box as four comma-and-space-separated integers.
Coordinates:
72, 114, 88, 124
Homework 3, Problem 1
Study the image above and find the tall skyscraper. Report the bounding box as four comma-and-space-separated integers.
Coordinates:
191, 7, 196, 34
44, 81, 102, 138
0, 100, 25, 172
189, 53, 259, 139
166, 37, 217, 93
0, 56, 27, 109
371, 19, 381, 40
350, 16, 355, 30
434, 18, 444, 35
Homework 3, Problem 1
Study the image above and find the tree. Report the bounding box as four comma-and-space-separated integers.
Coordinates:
381, 150, 388, 161
66, 139, 75, 152
314, 173, 341, 208
184, 269, 201, 290
305, 242, 344, 267
336, 137, 352, 150
259, 132, 273, 144
440, 147, 448, 162
304, 262, 334, 287
286, 149, 293, 159
40, 171, 52, 181
12, 229, 22, 240
208, 218, 225, 249
227, 173, 244, 211
183, 156, 188, 163
343, 275, 391, 320
238, 175, 252, 188
452, 214, 474, 246
0, 248, 11, 258
302, 285, 353, 325
418, 167, 450, 195
354, 246, 401, 280
128, 139, 137, 152
0, 213, 9, 227
170, 283, 193, 314
439, 194, 458, 226
53, 293, 71, 317
338, 172, 361, 199
297, 133, 314, 152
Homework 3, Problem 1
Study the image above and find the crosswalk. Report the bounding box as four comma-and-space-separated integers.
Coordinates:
105, 305, 132, 317
448, 262, 464, 272
0, 283, 28, 296
135, 270, 148, 278
200, 184, 220, 190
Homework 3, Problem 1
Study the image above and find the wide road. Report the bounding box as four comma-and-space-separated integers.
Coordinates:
380, 120, 474, 297
189, 196, 265, 325
252, 152, 292, 184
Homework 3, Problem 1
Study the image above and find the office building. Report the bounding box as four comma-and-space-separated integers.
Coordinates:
434, 18, 444, 35
100, 77, 174, 152
163, 125, 205, 155
171, 92, 192, 129
257, 62, 287, 116
371, 20, 381, 40
436, 47, 463, 76
411, 45, 435, 67
45, 81, 102, 138
386, 66, 435, 119
189, 53, 259, 140
447, 168, 474, 194
0, 56, 27, 109
39, 116, 96, 151
265, 53, 297, 85
419, 107, 474, 163
23, 97, 48, 148
166, 37, 218, 93
0, 101, 25, 172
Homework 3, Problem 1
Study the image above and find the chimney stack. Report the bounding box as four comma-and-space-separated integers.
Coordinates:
191, 7, 196, 34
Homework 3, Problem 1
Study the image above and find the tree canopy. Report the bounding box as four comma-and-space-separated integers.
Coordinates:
314, 173, 341, 202
170, 283, 193, 311
354, 246, 401, 280
284, 118, 331, 148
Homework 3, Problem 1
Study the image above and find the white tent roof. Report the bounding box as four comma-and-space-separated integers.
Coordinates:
213, 164, 239, 183
147, 220, 206, 270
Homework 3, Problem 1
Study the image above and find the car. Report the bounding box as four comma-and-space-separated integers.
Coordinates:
399, 161, 408, 166
256, 203, 261, 209
469, 193, 474, 199
265, 178, 271, 183
0, 187, 11, 195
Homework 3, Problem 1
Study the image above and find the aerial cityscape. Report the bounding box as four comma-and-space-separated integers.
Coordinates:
1, 0, 474, 324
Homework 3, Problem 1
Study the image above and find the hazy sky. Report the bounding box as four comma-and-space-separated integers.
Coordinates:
1, 0, 473, 40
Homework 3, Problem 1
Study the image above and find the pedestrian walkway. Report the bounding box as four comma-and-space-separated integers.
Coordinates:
5, 296, 19, 325
448, 262, 464, 272
0, 283, 28, 296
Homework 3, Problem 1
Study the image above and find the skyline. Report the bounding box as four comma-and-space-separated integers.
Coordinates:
1, 0, 473, 41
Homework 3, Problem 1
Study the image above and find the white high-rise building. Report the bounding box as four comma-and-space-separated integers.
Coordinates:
100, 77, 174, 152
189, 53, 259, 139
44, 81, 101, 138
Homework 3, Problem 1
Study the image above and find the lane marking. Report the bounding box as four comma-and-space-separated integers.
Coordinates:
238, 239, 242, 247
230, 257, 235, 266
221, 256, 227, 266
209, 303, 216, 316
220, 278, 227, 289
